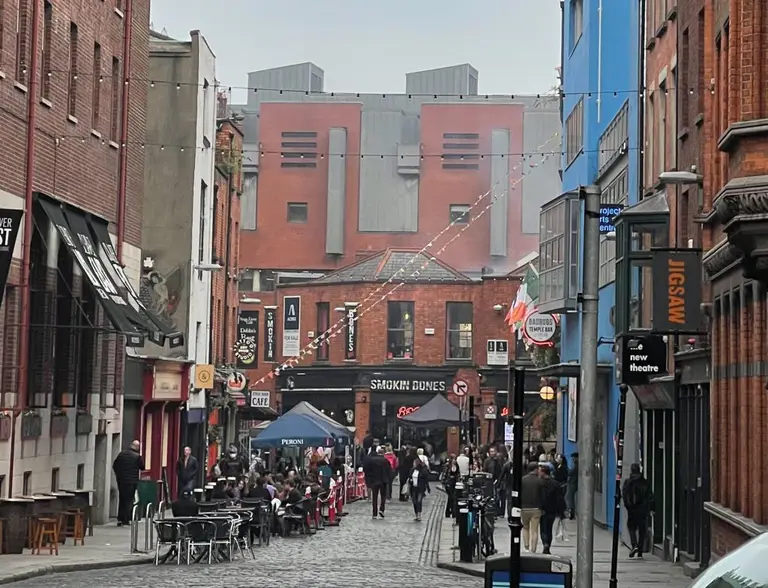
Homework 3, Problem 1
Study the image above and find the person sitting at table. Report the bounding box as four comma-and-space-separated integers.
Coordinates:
264, 475, 278, 499
282, 479, 304, 506
211, 478, 230, 500
248, 475, 273, 501
171, 491, 199, 517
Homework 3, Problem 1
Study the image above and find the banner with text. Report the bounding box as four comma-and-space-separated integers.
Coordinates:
263, 307, 277, 362
234, 310, 259, 369
282, 296, 301, 357
344, 304, 358, 361
0, 209, 23, 310
651, 249, 703, 333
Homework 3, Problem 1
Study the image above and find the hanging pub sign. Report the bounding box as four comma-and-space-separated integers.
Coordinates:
263, 306, 277, 362
0, 208, 23, 310
226, 371, 247, 393
620, 334, 666, 386
651, 248, 704, 333
282, 296, 301, 357
523, 311, 558, 346
234, 310, 259, 369
344, 303, 358, 361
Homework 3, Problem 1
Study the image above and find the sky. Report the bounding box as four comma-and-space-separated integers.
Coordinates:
149, 0, 562, 104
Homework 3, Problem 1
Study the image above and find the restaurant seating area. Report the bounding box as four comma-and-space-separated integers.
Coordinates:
0, 490, 93, 556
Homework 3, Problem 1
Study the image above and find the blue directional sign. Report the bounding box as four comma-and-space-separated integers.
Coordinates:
599, 203, 624, 234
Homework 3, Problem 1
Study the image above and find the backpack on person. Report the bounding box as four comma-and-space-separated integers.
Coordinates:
623, 478, 648, 509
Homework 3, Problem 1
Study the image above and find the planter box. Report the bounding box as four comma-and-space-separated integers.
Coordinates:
50, 414, 69, 438
21, 414, 43, 440
75, 413, 93, 435
0, 417, 11, 441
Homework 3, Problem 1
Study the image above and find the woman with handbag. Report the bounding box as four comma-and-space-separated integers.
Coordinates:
409, 459, 431, 521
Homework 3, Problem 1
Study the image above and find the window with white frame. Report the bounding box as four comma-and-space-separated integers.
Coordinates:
599, 167, 629, 287
598, 101, 629, 175
446, 302, 473, 360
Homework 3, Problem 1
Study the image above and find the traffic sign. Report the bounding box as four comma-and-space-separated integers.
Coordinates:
453, 379, 468, 397
194, 364, 214, 389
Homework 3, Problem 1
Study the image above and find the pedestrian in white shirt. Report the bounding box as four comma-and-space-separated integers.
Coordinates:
456, 448, 471, 477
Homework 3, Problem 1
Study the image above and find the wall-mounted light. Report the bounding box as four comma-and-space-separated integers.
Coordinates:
194, 263, 222, 271
493, 303, 505, 314
539, 386, 555, 401
240, 297, 261, 304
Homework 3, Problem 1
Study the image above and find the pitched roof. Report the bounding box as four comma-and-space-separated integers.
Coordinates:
313, 248, 471, 285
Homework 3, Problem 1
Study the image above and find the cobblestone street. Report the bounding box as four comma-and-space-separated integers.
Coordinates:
9, 494, 479, 588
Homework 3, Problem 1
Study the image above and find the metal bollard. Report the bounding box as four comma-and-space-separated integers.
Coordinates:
144, 503, 155, 552
130, 504, 140, 553
157, 500, 165, 521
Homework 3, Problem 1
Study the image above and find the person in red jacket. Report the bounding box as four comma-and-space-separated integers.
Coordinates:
383, 444, 398, 499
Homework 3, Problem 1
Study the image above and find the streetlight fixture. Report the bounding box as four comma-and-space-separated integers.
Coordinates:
658, 169, 704, 185
240, 297, 261, 304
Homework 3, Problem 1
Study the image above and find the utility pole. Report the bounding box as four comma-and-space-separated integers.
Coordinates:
608, 384, 628, 588
576, 184, 601, 588
507, 367, 525, 588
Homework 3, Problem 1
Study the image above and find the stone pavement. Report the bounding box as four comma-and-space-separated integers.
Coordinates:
6, 494, 483, 588
437, 514, 692, 586
0, 524, 152, 585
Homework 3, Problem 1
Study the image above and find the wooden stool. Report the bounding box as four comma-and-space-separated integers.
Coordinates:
59, 510, 85, 546
32, 518, 58, 555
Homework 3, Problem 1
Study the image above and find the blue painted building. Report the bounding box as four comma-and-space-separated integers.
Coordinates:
537, 0, 641, 529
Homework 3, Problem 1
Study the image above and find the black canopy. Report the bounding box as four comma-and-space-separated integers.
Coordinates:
398, 394, 461, 427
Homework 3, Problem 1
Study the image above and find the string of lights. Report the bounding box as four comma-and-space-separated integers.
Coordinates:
249, 141, 559, 386
9, 67, 716, 97
53, 133, 643, 160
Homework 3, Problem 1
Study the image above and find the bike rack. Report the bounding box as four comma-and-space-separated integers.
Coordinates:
130, 502, 156, 554
157, 500, 165, 520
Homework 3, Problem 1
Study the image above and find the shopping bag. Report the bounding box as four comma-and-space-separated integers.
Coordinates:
556, 518, 570, 542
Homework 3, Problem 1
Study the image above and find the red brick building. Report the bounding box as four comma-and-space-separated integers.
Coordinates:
237, 248, 547, 453
0, 0, 157, 521
699, 0, 768, 560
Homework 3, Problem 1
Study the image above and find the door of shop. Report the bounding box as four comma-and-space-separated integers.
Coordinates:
644, 409, 675, 559
676, 383, 710, 566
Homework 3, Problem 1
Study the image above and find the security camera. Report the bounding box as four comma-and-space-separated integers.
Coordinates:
493, 304, 503, 313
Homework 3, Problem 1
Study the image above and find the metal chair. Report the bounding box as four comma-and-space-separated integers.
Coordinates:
153, 520, 186, 565
184, 520, 216, 565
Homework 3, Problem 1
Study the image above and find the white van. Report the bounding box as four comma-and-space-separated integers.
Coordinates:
688, 532, 768, 587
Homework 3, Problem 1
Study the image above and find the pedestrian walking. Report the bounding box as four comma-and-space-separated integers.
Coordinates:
384, 444, 398, 499
623, 463, 654, 559
442, 455, 460, 518
176, 446, 199, 497
113, 440, 145, 526
456, 447, 471, 477
363, 446, 390, 519
539, 463, 567, 554
409, 458, 431, 521
520, 461, 545, 552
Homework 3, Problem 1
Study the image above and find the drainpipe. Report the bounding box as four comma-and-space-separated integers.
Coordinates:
220, 161, 234, 443
9, 0, 43, 499
116, 0, 133, 260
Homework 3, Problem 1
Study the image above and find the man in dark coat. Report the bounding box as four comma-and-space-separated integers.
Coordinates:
176, 446, 199, 497
113, 440, 145, 526
363, 446, 391, 519
623, 463, 654, 559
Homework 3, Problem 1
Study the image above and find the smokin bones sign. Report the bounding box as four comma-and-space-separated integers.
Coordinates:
369, 377, 447, 392
263, 306, 277, 362
344, 303, 358, 361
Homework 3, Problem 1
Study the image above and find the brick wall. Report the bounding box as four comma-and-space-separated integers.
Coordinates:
211, 120, 243, 364
705, 0, 768, 556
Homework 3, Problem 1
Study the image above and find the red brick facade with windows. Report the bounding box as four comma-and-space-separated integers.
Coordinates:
238, 249, 525, 451
239, 101, 530, 275
699, 0, 768, 559
211, 119, 243, 365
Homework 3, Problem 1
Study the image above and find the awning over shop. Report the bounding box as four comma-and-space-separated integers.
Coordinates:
398, 393, 461, 427
37, 194, 183, 348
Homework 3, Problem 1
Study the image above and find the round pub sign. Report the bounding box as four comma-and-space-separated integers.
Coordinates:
523, 312, 557, 345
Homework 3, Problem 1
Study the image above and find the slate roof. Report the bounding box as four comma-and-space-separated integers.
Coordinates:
313, 248, 471, 285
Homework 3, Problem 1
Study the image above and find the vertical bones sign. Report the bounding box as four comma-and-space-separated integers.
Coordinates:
263, 306, 277, 362
234, 310, 259, 369
344, 303, 358, 361
0, 209, 23, 309
282, 296, 301, 357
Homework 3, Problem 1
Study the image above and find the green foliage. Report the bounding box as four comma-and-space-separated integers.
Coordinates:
538, 402, 557, 440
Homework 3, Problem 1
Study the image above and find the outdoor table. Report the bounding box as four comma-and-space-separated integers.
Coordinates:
0, 497, 33, 554
59, 489, 94, 536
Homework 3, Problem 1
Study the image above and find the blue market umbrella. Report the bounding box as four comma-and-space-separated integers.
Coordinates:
252, 412, 343, 448
285, 401, 351, 442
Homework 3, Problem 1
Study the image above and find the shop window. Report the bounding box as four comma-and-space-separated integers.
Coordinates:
446, 302, 473, 360
316, 302, 329, 361
387, 301, 414, 360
